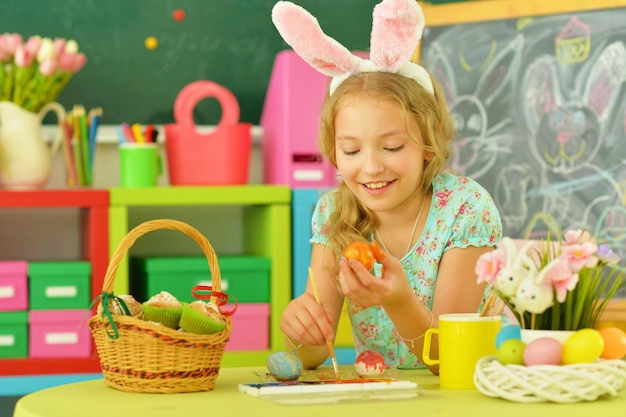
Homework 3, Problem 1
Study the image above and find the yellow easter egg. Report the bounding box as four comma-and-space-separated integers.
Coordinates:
561, 328, 604, 364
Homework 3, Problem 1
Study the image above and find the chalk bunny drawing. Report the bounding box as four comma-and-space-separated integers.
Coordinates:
423, 32, 523, 183
519, 38, 626, 237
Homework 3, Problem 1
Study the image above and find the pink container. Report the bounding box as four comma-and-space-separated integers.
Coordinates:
261, 50, 367, 187
164, 80, 252, 185
226, 303, 269, 352
0, 261, 28, 311
28, 310, 92, 358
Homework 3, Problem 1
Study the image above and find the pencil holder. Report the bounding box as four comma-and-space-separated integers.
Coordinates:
87, 219, 232, 393
164, 80, 252, 185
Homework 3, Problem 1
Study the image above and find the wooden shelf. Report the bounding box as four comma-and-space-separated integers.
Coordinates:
108, 185, 292, 366
0, 357, 102, 376
0, 189, 109, 377
1, 185, 293, 375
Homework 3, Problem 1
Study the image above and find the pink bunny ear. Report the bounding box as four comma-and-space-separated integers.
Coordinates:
370, 0, 424, 72
271, 1, 360, 77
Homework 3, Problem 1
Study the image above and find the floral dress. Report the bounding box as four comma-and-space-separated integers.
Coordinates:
310, 173, 503, 369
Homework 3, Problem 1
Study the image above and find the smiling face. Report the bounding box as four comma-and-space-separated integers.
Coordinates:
334, 95, 428, 215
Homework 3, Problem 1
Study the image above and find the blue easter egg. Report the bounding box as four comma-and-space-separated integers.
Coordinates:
495, 324, 522, 349
266, 351, 303, 381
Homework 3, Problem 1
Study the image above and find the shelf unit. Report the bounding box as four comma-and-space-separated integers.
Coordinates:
108, 185, 292, 367
0, 190, 109, 376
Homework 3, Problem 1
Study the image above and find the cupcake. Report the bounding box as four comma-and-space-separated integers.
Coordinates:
179, 300, 226, 335
142, 291, 183, 328
97, 294, 143, 318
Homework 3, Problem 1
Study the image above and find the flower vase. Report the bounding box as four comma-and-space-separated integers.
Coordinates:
0, 101, 65, 190
520, 329, 575, 345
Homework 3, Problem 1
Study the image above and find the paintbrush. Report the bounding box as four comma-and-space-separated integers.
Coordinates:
308, 267, 340, 380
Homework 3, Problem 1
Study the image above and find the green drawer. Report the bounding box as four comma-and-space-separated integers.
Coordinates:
0, 311, 28, 358
129, 256, 271, 303
28, 261, 91, 310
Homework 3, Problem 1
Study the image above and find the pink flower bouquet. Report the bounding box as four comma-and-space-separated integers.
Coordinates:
476, 230, 624, 330
0, 33, 87, 112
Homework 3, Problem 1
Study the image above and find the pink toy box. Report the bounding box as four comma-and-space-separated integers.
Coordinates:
261, 50, 367, 187
28, 309, 92, 358
225, 303, 269, 352
0, 260, 28, 311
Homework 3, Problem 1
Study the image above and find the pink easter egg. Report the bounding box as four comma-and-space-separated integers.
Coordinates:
355, 350, 386, 376
523, 337, 562, 366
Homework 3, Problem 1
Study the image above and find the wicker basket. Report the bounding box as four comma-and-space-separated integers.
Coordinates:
474, 356, 626, 403
88, 219, 232, 394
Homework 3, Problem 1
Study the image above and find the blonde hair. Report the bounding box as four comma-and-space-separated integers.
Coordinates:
318, 71, 455, 266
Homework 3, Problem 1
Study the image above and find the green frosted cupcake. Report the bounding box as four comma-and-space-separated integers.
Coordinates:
142, 291, 183, 329
179, 301, 226, 335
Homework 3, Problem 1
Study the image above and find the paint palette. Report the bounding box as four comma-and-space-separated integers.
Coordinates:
239, 370, 419, 405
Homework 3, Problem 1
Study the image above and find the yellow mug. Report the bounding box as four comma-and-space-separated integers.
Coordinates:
422, 313, 501, 389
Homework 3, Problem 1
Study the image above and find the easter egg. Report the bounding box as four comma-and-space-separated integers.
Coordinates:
266, 351, 303, 381
598, 327, 626, 359
344, 241, 375, 270
495, 324, 522, 349
561, 328, 604, 364
355, 350, 386, 376
523, 337, 562, 366
496, 338, 526, 365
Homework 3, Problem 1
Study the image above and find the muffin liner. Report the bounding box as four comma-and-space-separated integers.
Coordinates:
179, 302, 226, 335
142, 303, 183, 329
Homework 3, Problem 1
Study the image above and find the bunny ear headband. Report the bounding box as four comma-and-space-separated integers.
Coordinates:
271, 0, 434, 96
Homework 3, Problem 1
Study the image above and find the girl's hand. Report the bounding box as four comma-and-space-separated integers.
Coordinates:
338, 252, 413, 308
279, 292, 335, 347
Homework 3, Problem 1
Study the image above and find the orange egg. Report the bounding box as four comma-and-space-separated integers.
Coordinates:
344, 241, 375, 270
598, 327, 626, 359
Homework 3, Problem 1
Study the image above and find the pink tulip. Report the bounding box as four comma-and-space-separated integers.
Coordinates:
2, 33, 24, 54
14, 45, 35, 67
24, 36, 42, 56
39, 58, 58, 76
0, 33, 23, 61
71, 52, 87, 72
53, 38, 66, 55
59, 51, 86, 72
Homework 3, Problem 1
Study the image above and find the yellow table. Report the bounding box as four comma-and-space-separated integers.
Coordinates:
14, 367, 626, 417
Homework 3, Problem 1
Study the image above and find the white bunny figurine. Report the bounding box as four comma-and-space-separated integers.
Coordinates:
512, 276, 554, 315
494, 238, 536, 297
512, 257, 566, 314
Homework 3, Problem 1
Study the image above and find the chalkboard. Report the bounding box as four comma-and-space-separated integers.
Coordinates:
420, 2, 626, 293
1, 0, 380, 125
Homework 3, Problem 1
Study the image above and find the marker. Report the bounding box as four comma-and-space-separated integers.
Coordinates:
121, 123, 135, 143
88, 108, 102, 171
77, 106, 90, 185
144, 124, 154, 143
131, 123, 144, 143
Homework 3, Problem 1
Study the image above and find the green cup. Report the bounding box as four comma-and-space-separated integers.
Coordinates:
119, 143, 162, 187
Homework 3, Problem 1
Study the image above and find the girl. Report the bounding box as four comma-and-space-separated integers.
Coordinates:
273, 0, 502, 373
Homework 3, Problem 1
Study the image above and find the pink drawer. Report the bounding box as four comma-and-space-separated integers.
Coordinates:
0, 261, 28, 311
226, 303, 270, 352
28, 310, 92, 358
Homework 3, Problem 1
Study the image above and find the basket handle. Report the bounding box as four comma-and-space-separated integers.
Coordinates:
102, 219, 222, 302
